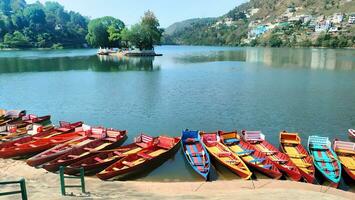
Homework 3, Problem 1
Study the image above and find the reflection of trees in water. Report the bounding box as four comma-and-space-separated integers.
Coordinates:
0, 55, 159, 73
245, 48, 355, 70
175, 48, 354, 70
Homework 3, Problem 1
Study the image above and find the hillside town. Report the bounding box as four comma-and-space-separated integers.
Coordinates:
245, 7, 354, 39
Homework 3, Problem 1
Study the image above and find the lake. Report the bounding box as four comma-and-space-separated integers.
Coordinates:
0, 46, 354, 181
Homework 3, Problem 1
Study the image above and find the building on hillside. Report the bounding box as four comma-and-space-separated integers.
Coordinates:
328, 26, 339, 33
301, 15, 313, 24
349, 14, 355, 24
315, 20, 331, 32
248, 25, 269, 39
332, 13, 344, 24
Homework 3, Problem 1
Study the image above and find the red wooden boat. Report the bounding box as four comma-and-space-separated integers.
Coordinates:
0, 110, 26, 130
64, 134, 155, 175
0, 129, 86, 158
42, 128, 127, 172
0, 121, 82, 150
241, 130, 302, 181
97, 136, 180, 180
348, 129, 355, 141
279, 131, 316, 183
219, 131, 282, 179
0, 115, 51, 142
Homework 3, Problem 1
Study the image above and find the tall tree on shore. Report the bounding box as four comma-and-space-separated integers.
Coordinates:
86, 16, 125, 47
123, 10, 163, 50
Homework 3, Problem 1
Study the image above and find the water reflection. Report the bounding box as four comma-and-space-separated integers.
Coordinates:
176, 48, 355, 70
0, 54, 158, 73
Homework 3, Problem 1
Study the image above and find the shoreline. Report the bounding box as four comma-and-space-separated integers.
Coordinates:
0, 159, 354, 199
0, 45, 354, 51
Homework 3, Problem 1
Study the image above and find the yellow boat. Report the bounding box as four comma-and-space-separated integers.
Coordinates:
279, 131, 315, 183
333, 140, 355, 180
200, 131, 252, 179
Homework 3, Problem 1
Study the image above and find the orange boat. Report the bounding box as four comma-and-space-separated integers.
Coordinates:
200, 131, 252, 179
279, 131, 315, 183
333, 140, 355, 180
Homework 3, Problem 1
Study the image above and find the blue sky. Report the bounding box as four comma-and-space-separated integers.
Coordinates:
26, 0, 247, 27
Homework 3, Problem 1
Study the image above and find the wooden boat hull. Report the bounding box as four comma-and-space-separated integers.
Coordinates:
279, 132, 316, 183
97, 137, 181, 181
26, 136, 93, 167
308, 136, 341, 188
0, 121, 82, 150
348, 129, 355, 141
64, 142, 146, 175
333, 140, 355, 181
242, 131, 302, 181
43, 133, 127, 172
0, 132, 84, 158
200, 132, 252, 179
181, 130, 210, 180
219, 131, 282, 179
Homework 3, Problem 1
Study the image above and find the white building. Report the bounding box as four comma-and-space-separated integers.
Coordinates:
349, 15, 355, 24
332, 13, 343, 24
315, 20, 331, 33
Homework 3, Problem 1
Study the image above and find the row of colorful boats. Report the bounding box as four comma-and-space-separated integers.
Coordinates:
0, 109, 354, 188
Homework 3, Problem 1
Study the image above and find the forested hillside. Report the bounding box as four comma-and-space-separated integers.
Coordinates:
0, 0, 88, 48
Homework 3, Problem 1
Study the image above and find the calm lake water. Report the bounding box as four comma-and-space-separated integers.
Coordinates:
0, 46, 354, 182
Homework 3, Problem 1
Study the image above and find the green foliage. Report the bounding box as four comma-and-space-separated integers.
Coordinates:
0, 0, 88, 48
86, 16, 125, 47
122, 10, 163, 50
3, 31, 30, 48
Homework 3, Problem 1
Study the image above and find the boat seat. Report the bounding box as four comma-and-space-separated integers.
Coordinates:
190, 152, 205, 157
324, 168, 339, 172
224, 138, 239, 145
281, 139, 299, 145
14, 143, 21, 146
137, 152, 153, 160
103, 137, 117, 142
263, 164, 273, 169
114, 151, 123, 156
84, 147, 94, 151
184, 138, 197, 144
250, 158, 265, 163
94, 157, 104, 163
236, 150, 254, 156
274, 159, 288, 164
315, 158, 335, 163
218, 152, 232, 157
263, 151, 277, 155
122, 161, 134, 167
68, 155, 79, 159
193, 162, 205, 166
310, 145, 327, 151
288, 154, 307, 159
226, 160, 240, 164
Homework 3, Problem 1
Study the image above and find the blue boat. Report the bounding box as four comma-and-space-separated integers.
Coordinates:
307, 136, 342, 188
181, 129, 211, 180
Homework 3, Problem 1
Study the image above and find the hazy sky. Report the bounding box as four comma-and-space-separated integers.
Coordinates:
26, 0, 247, 27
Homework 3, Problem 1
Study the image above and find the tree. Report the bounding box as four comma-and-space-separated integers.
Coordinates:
86, 16, 125, 47
3, 31, 31, 48
269, 34, 283, 47
125, 10, 163, 50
